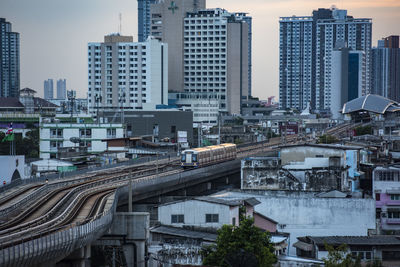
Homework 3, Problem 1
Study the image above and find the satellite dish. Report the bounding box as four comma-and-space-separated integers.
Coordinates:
70, 137, 81, 144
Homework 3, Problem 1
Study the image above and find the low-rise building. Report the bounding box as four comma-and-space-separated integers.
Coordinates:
157, 196, 261, 229
212, 190, 376, 256
373, 166, 400, 233
39, 118, 123, 159
294, 235, 400, 266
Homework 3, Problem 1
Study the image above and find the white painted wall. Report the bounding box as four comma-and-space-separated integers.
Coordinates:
158, 200, 233, 228
213, 191, 375, 256
0, 156, 26, 185
39, 123, 123, 159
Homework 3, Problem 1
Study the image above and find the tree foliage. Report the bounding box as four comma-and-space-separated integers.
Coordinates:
354, 125, 372, 136
323, 244, 361, 267
318, 134, 338, 144
0, 129, 39, 158
202, 217, 277, 267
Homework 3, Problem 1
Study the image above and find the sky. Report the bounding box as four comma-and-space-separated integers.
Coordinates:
1, 0, 399, 100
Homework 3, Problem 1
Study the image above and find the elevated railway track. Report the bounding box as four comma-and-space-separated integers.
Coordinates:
0, 137, 301, 266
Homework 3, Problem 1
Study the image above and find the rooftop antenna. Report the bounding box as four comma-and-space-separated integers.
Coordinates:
119, 13, 122, 34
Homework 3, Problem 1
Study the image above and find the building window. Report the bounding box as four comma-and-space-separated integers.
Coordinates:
232, 217, 236, 226
390, 194, 400, 200
107, 128, 116, 138
171, 214, 184, 223
50, 128, 63, 138
206, 214, 219, 223
375, 193, 380, 201
388, 211, 400, 218
79, 129, 92, 138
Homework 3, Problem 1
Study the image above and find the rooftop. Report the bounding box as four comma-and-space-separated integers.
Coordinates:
150, 225, 217, 242
304, 235, 400, 246
342, 94, 400, 115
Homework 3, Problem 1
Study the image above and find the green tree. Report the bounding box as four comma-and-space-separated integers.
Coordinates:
323, 244, 361, 267
202, 217, 277, 267
318, 134, 338, 144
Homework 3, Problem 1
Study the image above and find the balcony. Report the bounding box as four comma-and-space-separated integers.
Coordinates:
383, 218, 400, 225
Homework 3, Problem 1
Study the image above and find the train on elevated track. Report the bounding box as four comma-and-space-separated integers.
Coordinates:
181, 143, 237, 168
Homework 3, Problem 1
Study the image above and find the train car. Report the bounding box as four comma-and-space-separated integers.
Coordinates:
181, 143, 237, 168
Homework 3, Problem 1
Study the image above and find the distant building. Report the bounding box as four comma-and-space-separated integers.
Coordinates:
0, 18, 20, 98
43, 79, 53, 100
279, 8, 372, 112
371, 36, 400, 102
56, 79, 66, 99
150, 0, 206, 92
87, 35, 168, 113
137, 0, 157, 42
39, 119, 123, 159
235, 12, 252, 97
330, 44, 364, 119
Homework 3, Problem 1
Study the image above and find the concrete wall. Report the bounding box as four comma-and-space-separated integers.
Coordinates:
213, 190, 376, 256
280, 146, 348, 165
158, 200, 234, 228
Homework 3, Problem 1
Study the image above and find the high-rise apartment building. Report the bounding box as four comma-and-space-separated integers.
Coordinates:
371, 36, 400, 102
182, 9, 249, 116
279, 8, 372, 112
0, 18, 20, 98
138, 0, 157, 42
57, 79, 67, 99
235, 13, 252, 97
87, 34, 168, 113
44, 79, 54, 99
150, 0, 206, 92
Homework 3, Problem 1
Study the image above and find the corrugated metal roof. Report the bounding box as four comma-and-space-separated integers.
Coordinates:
150, 225, 217, 242
308, 235, 400, 246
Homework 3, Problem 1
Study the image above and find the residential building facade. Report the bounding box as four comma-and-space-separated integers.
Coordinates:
373, 166, 400, 233
87, 34, 168, 113
371, 36, 400, 102
43, 79, 54, 100
0, 18, 20, 98
235, 12, 252, 97
150, 0, 206, 92
39, 120, 123, 159
182, 8, 249, 116
279, 8, 372, 113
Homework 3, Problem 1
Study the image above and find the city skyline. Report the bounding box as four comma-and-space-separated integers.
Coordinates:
0, 0, 399, 99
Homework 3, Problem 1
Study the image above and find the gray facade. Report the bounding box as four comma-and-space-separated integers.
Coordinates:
138, 0, 157, 42
103, 110, 194, 145
150, 0, 206, 92
56, 79, 66, 99
235, 13, 252, 97
0, 18, 20, 98
372, 36, 400, 102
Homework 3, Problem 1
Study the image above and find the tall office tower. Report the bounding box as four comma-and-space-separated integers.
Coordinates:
44, 79, 54, 99
138, 0, 157, 42
57, 79, 67, 99
279, 8, 372, 112
372, 36, 400, 102
235, 13, 252, 97
0, 18, 20, 98
330, 43, 364, 119
183, 9, 249, 115
150, 0, 206, 92
87, 34, 168, 113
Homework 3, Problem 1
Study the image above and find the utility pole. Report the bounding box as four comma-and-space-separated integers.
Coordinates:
128, 171, 132, 212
